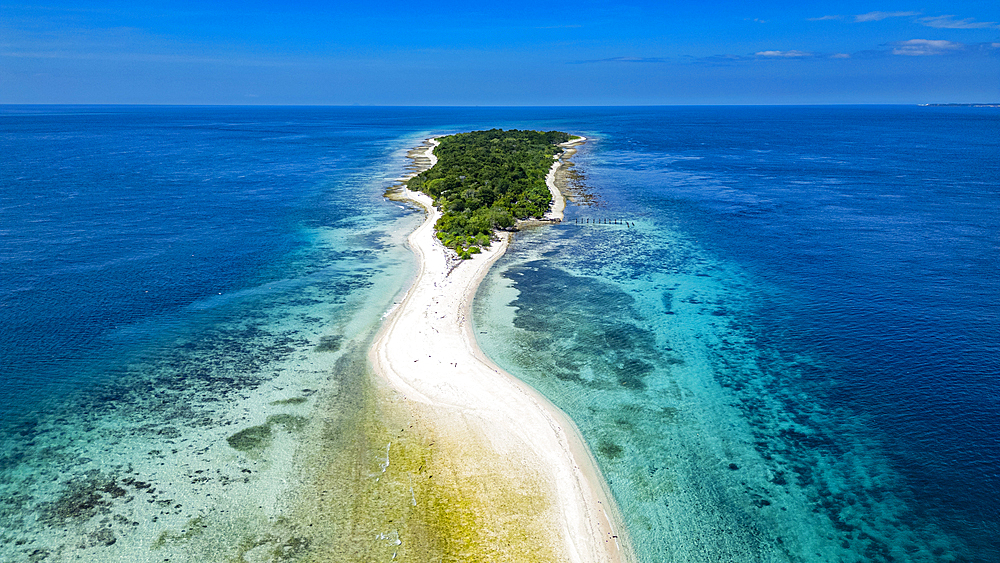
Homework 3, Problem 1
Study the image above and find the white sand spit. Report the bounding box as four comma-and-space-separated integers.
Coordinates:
370, 138, 631, 562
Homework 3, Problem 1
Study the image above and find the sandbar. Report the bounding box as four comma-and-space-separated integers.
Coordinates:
370, 137, 632, 562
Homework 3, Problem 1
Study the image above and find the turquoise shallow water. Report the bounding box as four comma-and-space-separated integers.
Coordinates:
474, 107, 998, 562
2, 106, 997, 562
1, 107, 429, 559
475, 223, 932, 561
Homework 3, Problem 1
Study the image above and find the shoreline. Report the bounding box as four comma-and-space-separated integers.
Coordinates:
370, 137, 633, 562
543, 136, 586, 222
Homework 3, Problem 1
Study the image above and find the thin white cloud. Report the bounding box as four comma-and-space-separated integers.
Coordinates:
570, 56, 669, 64
855, 11, 921, 22
690, 40, 993, 65
755, 50, 813, 58
919, 15, 999, 29
691, 54, 750, 64
0, 49, 299, 67
890, 39, 964, 56
808, 15, 843, 21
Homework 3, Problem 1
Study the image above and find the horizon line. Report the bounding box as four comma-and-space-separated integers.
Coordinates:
3, 102, 994, 108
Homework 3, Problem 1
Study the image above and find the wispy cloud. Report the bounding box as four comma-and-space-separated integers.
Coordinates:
676, 38, 995, 67
919, 15, 999, 29
0, 48, 300, 67
569, 56, 668, 64
689, 50, 823, 65
889, 39, 964, 56
855, 11, 921, 22
822, 11, 997, 28
689, 54, 751, 65
755, 50, 814, 58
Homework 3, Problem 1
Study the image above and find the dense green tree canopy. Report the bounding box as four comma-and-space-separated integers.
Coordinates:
407, 129, 570, 259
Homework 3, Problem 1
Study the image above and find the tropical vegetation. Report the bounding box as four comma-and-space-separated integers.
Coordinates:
407, 129, 570, 258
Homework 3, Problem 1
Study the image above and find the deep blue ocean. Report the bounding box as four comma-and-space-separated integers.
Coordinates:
2, 106, 997, 562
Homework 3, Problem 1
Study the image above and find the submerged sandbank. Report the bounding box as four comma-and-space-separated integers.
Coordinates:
369, 137, 632, 562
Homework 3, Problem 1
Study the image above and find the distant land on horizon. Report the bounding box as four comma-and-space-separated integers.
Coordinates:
919, 103, 1000, 107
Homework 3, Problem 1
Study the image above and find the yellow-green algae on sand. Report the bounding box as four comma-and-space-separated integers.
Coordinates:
145, 342, 566, 562
284, 348, 566, 562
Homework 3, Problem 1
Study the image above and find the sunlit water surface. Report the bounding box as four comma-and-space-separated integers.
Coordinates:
2, 106, 997, 562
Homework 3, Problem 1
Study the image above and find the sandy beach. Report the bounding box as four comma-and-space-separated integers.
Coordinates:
369, 137, 632, 562
543, 136, 586, 222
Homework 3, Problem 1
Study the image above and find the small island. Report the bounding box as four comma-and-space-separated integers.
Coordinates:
406, 129, 572, 257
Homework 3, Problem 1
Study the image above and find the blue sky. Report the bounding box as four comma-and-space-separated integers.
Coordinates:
2, 0, 998, 104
